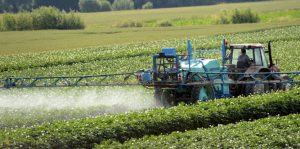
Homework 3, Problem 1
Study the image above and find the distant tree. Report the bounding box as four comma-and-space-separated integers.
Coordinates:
231, 8, 259, 24
0, 0, 272, 13
15, 12, 33, 30
78, 0, 100, 12
98, 0, 112, 11
0, 0, 33, 13
2, 13, 16, 30
58, 11, 85, 29
0, 6, 85, 31
142, 2, 153, 9
217, 10, 230, 24
33, 0, 79, 12
32, 6, 61, 29
112, 0, 134, 11
0, 19, 2, 31
133, 0, 148, 9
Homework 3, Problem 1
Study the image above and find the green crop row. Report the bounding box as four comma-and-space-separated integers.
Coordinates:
97, 114, 300, 148
0, 45, 155, 73
1, 88, 300, 148
0, 25, 299, 75
0, 55, 151, 79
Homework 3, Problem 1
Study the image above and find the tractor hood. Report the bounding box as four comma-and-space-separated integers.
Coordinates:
180, 59, 221, 73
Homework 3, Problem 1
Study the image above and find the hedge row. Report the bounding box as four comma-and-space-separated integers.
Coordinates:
0, 6, 84, 31
97, 114, 300, 148
1, 89, 300, 148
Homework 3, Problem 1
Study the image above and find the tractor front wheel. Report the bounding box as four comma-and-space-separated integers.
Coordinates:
154, 88, 174, 107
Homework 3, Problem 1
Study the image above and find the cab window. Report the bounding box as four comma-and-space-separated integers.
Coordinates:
254, 48, 263, 66
231, 48, 253, 65
261, 48, 268, 67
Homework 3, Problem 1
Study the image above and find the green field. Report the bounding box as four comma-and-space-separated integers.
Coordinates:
1, 26, 299, 80
1, 0, 300, 148
0, 0, 300, 55
0, 25, 300, 148
97, 114, 300, 148
1, 89, 300, 148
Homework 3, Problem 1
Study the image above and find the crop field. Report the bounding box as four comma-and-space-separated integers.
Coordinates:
97, 114, 300, 148
1, 88, 300, 148
0, 0, 300, 54
1, 0, 300, 148
0, 25, 299, 80
0, 25, 300, 148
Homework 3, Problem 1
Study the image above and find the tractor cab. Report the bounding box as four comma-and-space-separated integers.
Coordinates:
225, 44, 270, 73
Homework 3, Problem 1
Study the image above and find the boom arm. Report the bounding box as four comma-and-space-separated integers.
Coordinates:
2, 73, 139, 89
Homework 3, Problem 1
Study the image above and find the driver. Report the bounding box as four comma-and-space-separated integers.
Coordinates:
237, 48, 250, 71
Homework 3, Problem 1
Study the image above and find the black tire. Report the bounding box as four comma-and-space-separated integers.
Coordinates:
279, 75, 292, 91
245, 78, 267, 96
154, 88, 162, 105
154, 88, 174, 107
161, 90, 173, 107
191, 85, 200, 103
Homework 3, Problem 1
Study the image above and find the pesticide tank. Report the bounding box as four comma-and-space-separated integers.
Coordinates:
180, 58, 230, 98
180, 59, 220, 73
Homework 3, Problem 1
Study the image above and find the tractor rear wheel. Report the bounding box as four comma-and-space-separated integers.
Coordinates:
279, 75, 292, 91
191, 85, 200, 103
245, 78, 268, 96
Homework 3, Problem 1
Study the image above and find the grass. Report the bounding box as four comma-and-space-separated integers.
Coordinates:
260, 9, 300, 22
142, 9, 300, 27
0, 0, 300, 55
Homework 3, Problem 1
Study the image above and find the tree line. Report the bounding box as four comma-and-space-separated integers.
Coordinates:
0, 0, 266, 13
0, 7, 85, 31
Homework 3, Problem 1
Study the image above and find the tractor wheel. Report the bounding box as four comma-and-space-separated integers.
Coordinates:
154, 88, 162, 105
279, 75, 292, 91
245, 78, 268, 96
161, 90, 173, 107
191, 85, 200, 103
154, 88, 174, 107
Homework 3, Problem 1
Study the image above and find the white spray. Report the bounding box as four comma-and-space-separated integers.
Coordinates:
0, 86, 160, 110
0, 87, 161, 128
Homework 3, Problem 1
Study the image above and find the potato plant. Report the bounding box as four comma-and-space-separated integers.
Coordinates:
97, 114, 300, 148
0, 25, 299, 148
0, 25, 300, 79
0, 88, 300, 148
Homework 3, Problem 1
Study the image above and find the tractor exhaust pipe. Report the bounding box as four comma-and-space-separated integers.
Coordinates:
268, 41, 280, 72
187, 40, 193, 61
268, 41, 274, 67
187, 40, 193, 70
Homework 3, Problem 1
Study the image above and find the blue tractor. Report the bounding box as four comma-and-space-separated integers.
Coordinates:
137, 39, 297, 106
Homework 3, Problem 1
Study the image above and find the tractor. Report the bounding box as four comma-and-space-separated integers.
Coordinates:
137, 39, 296, 106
